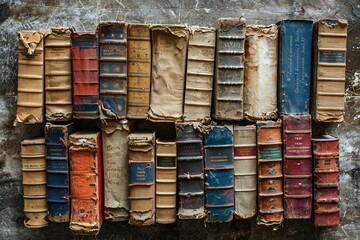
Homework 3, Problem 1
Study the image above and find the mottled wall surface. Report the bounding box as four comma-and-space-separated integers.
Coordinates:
0, 0, 359, 239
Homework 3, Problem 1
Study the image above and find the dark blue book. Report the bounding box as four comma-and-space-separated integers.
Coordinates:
45, 122, 77, 222
204, 126, 234, 223
277, 20, 313, 114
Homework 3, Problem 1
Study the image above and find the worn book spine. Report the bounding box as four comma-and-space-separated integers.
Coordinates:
277, 20, 313, 114
204, 126, 234, 223
101, 120, 129, 221
128, 132, 156, 226
233, 125, 257, 219
283, 115, 312, 219
72, 32, 99, 119
148, 25, 188, 122
127, 24, 151, 119
45, 122, 77, 222
183, 26, 216, 122
44, 27, 73, 121
257, 120, 283, 226
213, 17, 246, 121
312, 135, 340, 227
244, 25, 278, 121
98, 22, 127, 120
16, 31, 44, 124
69, 131, 103, 235
21, 138, 48, 228
176, 123, 205, 219
312, 19, 348, 122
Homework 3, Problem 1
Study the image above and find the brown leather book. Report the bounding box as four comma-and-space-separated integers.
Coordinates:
127, 24, 151, 119
21, 138, 48, 228
16, 31, 44, 124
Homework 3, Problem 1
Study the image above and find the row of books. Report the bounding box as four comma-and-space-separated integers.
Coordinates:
21, 114, 340, 235
16, 18, 348, 125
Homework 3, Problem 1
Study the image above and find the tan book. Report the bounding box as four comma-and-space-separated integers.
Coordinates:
155, 139, 177, 224
44, 27, 72, 121
21, 138, 48, 228
16, 31, 44, 124
127, 24, 151, 119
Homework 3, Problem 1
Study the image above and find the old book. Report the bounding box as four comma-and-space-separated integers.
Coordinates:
127, 24, 151, 119
101, 120, 129, 221
176, 123, 205, 219
44, 27, 73, 121
72, 32, 99, 119
257, 120, 283, 226
204, 126, 234, 223
16, 31, 44, 124
98, 22, 127, 120
283, 115, 312, 219
128, 132, 156, 226
312, 19, 348, 122
213, 17, 246, 121
312, 135, 340, 227
244, 25, 278, 121
233, 125, 257, 219
69, 131, 103, 235
277, 20, 313, 114
148, 25, 188, 122
45, 122, 77, 222
21, 138, 48, 228
183, 26, 216, 122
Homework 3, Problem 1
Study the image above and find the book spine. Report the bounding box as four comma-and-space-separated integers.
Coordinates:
183, 26, 216, 122
257, 120, 283, 225
233, 125, 257, 219
214, 18, 246, 121
127, 24, 151, 119
312, 19, 348, 122
148, 25, 188, 122
204, 126, 234, 223
72, 32, 99, 119
98, 22, 127, 119
244, 25, 278, 121
44, 27, 73, 121
101, 121, 129, 221
278, 20, 313, 114
21, 138, 48, 228
283, 115, 312, 219
16, 31, 44, 124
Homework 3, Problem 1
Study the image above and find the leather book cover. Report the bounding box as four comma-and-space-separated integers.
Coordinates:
176, 123, 205, 219
127, 24, 151, 119
16, 31, 44, 124
213, 17, 246, 121
21, 138, 48, 228
98, 22, 127, 120
277, 20, 313, 114
233, 125, 257, 219
244, 25, 278, 121
312, 19, 348, 122
256, 120, 283, 226
183, 26, 216, 122
45, 122, 77, 222
101, 120, 129, 221
69, 131, 103, 235
44, 27, 73, 121
72, 32, 99, 119
204, 126, 234, 223
128, 132, 156, 226
148, 25, 188, 122
283, 114, 312, 219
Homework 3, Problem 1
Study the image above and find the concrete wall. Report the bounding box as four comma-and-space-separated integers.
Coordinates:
0, 0, 359, 239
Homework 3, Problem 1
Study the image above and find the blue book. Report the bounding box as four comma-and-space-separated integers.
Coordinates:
45, 122, 77, 222
277, 20, 313, 114
204, 126, 234, 223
